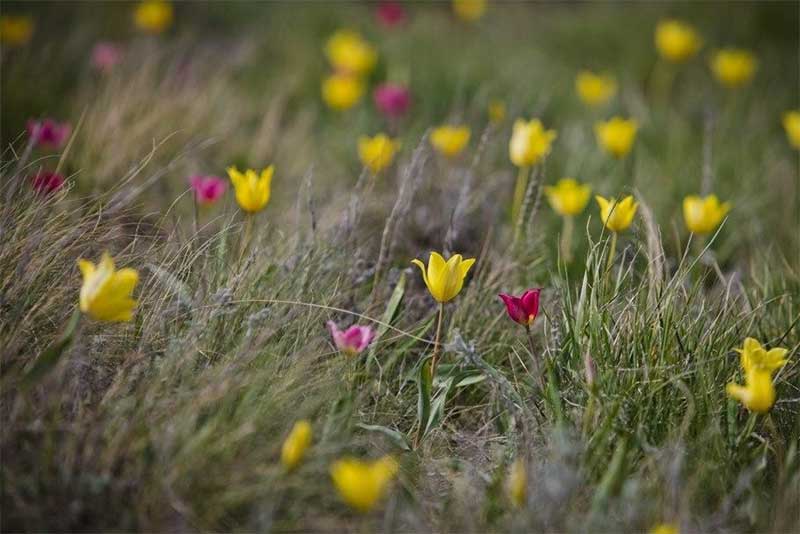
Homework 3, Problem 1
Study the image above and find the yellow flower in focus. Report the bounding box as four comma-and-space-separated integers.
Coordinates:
281, 420, 312, 471
596, 195, 637, 233
655, 19, 702, 63
134, 0, 173, 34
595, 117, 638, 158
78, 252, 139, 322
330, 456, 398, 513
452, 0, 487, 22
736, 338, 789, 375
782, 110, 800, 149
509, 118, 557, 168
325, 30, 377, 76
508, 458, 527, 507
650, 523, 680, 534
726, 338, 788, 414
710, 49, 757, 89
358, 134, 399, 175
322, 73, 364, 111
575, 70, 617, 107
682, 194, 731, 234
430, 125, 471, 158
488, 99, 506, 125
227, 165, 273, 213
0, 15, 34, 46
544, 178, 592, 217
412, 251, 476, 303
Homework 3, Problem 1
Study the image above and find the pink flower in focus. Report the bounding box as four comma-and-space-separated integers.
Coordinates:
91, 42, 123, 72
189, 175, 227, 205
31, 171, 65, 194
498, 289, 541, 326
327, 321, 375, 356
376, 1, 407, 28
27, 119, 71, 149
374, 83, 411, 119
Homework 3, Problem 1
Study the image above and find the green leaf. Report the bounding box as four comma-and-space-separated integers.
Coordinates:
416, 356, 433, 445
22, 309, 81, 388
356, 423, 412, 451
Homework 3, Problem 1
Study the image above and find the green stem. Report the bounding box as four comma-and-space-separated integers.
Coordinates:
430, 303, 445, 379
606, 232, 618, 274
238, 213, 254, 267
511, 165, 529, 225
525, 325, 545, 391
560, 215, 574, 263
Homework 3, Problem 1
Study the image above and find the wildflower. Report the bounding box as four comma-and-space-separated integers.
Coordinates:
596, 195, 637, 233
325, 30, 377, 76
430, 125, 470, 158
737, 337, 789, 374
376, 1, 407, 28
783, 110, 800, 149
544, 178, 591, 217
508, 458, 527, 507
682, 194, 731, 234
650, 523, 680, 534
710, 49, 757, 89
322, 73, 365, 111
0, 15, 33, 46
726, 338, 788, 413
509, 118, 557, 168
412, 251, 475, 304
134, 0, 173, 34
498, 289, 540, 326
358, 134, 399, 175
452, 0, 487, 22
488, 99, 506, 125
373, 83, 411, 119
330, 456, 399, 513
327, 321, 375, 356
595, 117, 638, 158
27, 119, 71, 149
575, 70, 617, 107
281, 420, 312, 471
78, 252, 139, 322
227, 165, 273, 213
655, 19, 702, 63
31, 171, 65, 195
91, 42, 123, 72
189, 175, 226, 205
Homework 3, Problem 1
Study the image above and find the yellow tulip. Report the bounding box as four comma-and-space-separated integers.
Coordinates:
330, 456, 398, 513
452, 0, 487, 22
575, 70, 617, 107
595, 117, 638, 158
726, 338, 788, 414
596, 195, 637, 233
227, 165, 273, 213
650, 523, 680, 534
782, 110, 800, 149
134, 0, 173, 34
544, 178, 592, 217
358, 134, 399, 175
710, 49, 757, 89
281, 420, 312, 471
488, 99, 506, 125
682, 194, 731, 234
322, 73, 364, 111
0, 15, 34, 46
78, 252, 139, 322
325, 30, 377, 76
508, 458, 527, 507
655, 19, 702, 63
430, 125, 471, 158
412, 252, 475, 303
736, 337, 788, 375
509, 119, 557, 168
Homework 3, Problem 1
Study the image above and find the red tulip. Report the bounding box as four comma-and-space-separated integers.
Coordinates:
91, 42, 123, 72
376, 1, 407, 28
373, 83, 411, 119
189, 175, 227, 205
31, 171, 65, 194
27, 119, 71, 149
498, 289, 541, 326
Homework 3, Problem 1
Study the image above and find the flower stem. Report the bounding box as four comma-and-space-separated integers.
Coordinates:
430, 302, 445, 379
511, 165, 529, 225
605, 232, 618, 274
560, 215, 574, 263
525, 325, 544, 391
238, 213, 254, 267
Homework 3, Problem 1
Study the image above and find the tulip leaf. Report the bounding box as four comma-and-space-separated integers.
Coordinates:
356, 423, 412, 451
22, 309, 81, 388
416, 356, 433, 445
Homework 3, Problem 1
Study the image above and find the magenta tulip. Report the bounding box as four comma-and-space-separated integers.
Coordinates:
374, 83, 411, 119
91, 42, 123, 72
27, 119, 71, 149
31, 171, 65, 194
376, 1, 407, 28
498, 289, 541, 326
327, 321, 375, 356
189, 175, 227, 205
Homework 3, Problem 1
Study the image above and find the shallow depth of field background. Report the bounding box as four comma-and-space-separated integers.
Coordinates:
1, 1, 799, 533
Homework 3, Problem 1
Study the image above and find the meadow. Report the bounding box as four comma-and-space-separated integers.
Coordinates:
1, 1, 799, 532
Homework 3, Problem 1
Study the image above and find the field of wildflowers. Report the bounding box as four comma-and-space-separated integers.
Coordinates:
1, 1, 799, 532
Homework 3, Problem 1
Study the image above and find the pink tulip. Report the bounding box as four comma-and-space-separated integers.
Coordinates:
376, 1, 407, 28
373, 83, 411, 119
27, 119, 71, 149
498, 289, 541, 326
31, 171, 65, 194
327, 321, 375, 356
91, 42, 123, 72
189, 175, 227, 205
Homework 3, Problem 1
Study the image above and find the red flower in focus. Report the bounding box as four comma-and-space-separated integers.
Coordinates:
376, 1, 407, 28
31, 171, 65, 194
27, 119, 71, 149
189, 175, 227, 205
374, 83, 411, 119
498, 289, 541, 326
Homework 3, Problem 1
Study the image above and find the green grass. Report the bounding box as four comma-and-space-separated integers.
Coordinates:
2, 1, 799, 532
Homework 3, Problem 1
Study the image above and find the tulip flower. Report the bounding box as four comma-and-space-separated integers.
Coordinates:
227, 165, 273, 213
376, 1, 407, 28
281, 420, 312, 471
330, 456, 398, 513
488, 99, 506, 125
91, 42, 123, 72
508, 458, 527, 507
596, 195, 637, 233
650, 523, 680, 534
189, 175, 227, 205
430, 125, 470, 158
412, 252, 475, 304
452, 0, 487, 22
595, 117, 638, 159
31, 171, 65, 195
27, 119, 71, 150
358, 134, 399, 175
498, 289, 540, 327
544, 178, 591, 217
322, 73, 365, 111
575, 70, 617, 107
0, 15, 33, 46
655, 19, 702, 63
373, 83, 411, 119
737, 337, 789, 375
509, 119, 557, 168
327, 321, 375, 356
78, 252, 139, 322
710, 49, 757, 89
727, 339, 787, 414
682, 194, 731, 235
325, 30, 377, 76
783, 111, 800, 149
134, 0, 173, 34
